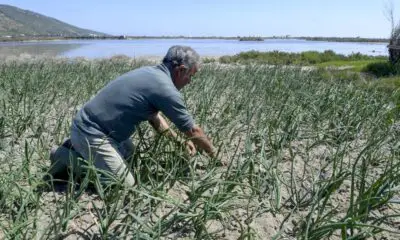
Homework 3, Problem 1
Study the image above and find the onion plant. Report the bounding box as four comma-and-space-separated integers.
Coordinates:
0, 56, 399, 239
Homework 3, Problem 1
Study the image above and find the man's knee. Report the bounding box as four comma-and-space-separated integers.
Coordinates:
48, 138, 84, 178
119, 139, 135, 160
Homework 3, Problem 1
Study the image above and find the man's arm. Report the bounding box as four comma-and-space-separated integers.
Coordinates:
148, 113, 216, 157
148, 112, 177, 137
148, 113, 196, 156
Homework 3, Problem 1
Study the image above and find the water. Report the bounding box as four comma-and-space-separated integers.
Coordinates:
0, 38, 389, 59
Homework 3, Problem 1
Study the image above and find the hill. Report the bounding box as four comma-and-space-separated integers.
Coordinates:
0, 4, 107, 37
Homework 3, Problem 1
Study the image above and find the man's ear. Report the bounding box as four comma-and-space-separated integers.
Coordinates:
172, 66, 180, 76
173, 65, 185, 72
178, 64, 187, 72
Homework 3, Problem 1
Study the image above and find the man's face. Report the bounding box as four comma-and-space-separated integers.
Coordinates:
173, 64, 198, 90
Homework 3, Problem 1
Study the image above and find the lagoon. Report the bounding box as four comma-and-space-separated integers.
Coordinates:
0, 38, 389, 59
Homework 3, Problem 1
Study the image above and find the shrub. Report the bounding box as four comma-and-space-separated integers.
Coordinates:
300, 51, 321, 64
320, 50, 342, 62
362, 61, 398, 77
202, 57, 216, 63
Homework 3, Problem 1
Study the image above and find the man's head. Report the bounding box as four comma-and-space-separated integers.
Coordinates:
163, 45, 200, 90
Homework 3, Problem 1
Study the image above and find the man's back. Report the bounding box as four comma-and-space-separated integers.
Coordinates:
73, 64, 194, 142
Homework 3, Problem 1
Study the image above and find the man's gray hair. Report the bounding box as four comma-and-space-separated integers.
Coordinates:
163, 45, 200, 69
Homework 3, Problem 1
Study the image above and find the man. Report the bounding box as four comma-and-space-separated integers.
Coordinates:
49, 45, 216, 187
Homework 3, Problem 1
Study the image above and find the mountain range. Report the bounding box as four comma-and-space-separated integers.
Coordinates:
0, 4, 107, 37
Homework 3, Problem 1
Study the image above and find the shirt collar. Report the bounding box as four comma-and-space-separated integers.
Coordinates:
157, 63, 172, 80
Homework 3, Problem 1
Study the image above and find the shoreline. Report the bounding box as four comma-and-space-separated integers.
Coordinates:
0, 36, 390, 44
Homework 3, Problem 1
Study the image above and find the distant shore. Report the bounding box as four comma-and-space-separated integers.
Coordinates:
0, 35, 390, 44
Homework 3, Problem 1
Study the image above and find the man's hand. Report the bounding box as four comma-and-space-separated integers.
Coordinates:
184, 126, 216, 158
149, 114, 217, 159
149, 113, 197, 157
185, 140, 196, 156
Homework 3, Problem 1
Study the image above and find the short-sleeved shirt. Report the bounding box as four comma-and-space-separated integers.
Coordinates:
73, 63, 195, 143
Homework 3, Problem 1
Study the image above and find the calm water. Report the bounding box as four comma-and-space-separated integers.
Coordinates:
0, 39, 389, 59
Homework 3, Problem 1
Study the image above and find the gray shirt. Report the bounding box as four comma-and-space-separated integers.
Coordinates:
73, 64, 195, 143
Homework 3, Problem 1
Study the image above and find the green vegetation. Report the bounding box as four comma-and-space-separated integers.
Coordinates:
369, 76, 400, 92
0, 57, 399, 239
361, 61, 400, 92
316, 60, 382, 72
0, 4, 106, 37
363, 60, 400, 77
215, 50, 400, 93
218, 50, 386, 65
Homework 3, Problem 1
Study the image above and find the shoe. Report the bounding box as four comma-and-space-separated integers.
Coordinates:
49, 145, 58, 164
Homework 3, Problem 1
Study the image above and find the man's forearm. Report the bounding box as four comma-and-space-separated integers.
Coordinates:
149, 113, 178, 138
149, 114, 215, 157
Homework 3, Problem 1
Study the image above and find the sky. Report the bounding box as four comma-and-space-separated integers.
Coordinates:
1, 0, 399, 38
